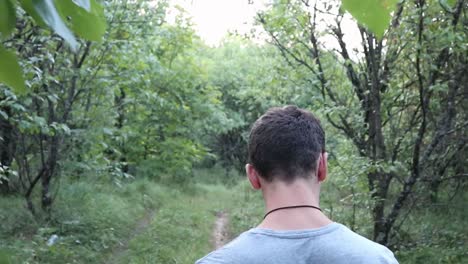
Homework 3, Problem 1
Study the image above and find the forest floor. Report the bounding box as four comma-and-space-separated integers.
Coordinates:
0, 171, 467, 263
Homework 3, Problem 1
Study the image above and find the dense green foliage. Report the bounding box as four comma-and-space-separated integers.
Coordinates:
0, 0, 107, 93
0, 0, 466, 263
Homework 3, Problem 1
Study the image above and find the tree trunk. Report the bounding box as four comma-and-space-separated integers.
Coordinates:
0, 105, 15, 194
365, 36, 389, 244
41, 136, 60, 213
372, 175, 391, 244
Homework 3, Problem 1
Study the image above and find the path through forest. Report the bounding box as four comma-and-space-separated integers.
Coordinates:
105, 208, 231, 263
212, 211, 229, 249
105, 209, 156, 264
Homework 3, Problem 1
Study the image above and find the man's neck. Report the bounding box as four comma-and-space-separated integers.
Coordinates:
258, 178, 332, 230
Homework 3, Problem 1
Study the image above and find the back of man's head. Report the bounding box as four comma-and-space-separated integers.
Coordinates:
248, 105, 325, 182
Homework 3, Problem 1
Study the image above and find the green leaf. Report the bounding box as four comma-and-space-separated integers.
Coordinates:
103, 127, 113, 135
446, 0, 457, 6
56, 0, 106, 41
33, 0, 79, 50
441, 0, 457, 9
0, 44, 26, 94
72, 0, 91, 11
342, 0, 399, 39
0, 110, 8, 119
0, 0, 16, 37
19, 0, 47, 27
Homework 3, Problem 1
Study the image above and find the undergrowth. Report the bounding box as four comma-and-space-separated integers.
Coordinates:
0, 169, 466, 264
118, 184, 232, 264
0, 178, 161, 263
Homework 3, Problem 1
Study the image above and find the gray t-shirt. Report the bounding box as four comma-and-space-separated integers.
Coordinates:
196, 222, 398, 264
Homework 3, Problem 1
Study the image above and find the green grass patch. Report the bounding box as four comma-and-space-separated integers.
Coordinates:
0, 178, 161, 263
116, 184, 234, 264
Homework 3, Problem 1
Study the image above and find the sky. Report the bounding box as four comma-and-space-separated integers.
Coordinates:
168, 0, 268, 45
168, 0, 361, 54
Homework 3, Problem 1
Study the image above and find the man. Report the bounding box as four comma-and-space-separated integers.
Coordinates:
196, 106, 398, 264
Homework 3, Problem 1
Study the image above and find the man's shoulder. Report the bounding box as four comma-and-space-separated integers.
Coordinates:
195, 247, 234, 264
195, 230, 253, 264
331, 224, 398, 263
195, 223, 398, 264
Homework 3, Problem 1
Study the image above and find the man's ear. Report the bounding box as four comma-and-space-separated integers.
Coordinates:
317, 152, 328, 182
246, 164, 262, 190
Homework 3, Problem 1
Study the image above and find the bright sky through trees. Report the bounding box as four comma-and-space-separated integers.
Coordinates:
169, 0, 267, 45
170, 0, 362, 55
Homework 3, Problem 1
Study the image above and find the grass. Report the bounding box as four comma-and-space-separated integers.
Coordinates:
0, 172, 254, 264
118, 184, 233, 264
392, 193, 468, 263
0, 178, 162, 263
0, 169, 466, 263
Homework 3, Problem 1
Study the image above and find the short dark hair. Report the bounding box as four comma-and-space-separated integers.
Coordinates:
248, 105, 325, 182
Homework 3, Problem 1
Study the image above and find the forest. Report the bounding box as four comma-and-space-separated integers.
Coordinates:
0, 0, 466, 263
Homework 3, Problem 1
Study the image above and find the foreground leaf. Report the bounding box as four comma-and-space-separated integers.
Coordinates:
56, 0, 106, 41
72, 0, 91, 12
18, 0, 47, 27
0, 44, 26, 94
0, 0, 16, 37
33, 0, 78, 50
342, 0, 399, 39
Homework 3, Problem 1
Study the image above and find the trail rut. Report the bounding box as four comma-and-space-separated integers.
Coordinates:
212, 211, 229, 249
105, 209, 156, 264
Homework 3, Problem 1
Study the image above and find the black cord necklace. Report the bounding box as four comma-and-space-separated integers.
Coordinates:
263, 205, 322, 220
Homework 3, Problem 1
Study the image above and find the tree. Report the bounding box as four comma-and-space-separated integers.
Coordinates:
0, 0, 106, 204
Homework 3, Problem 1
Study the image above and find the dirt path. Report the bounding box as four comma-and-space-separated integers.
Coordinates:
212, 211, 229, 249
105, 209, 156, 264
